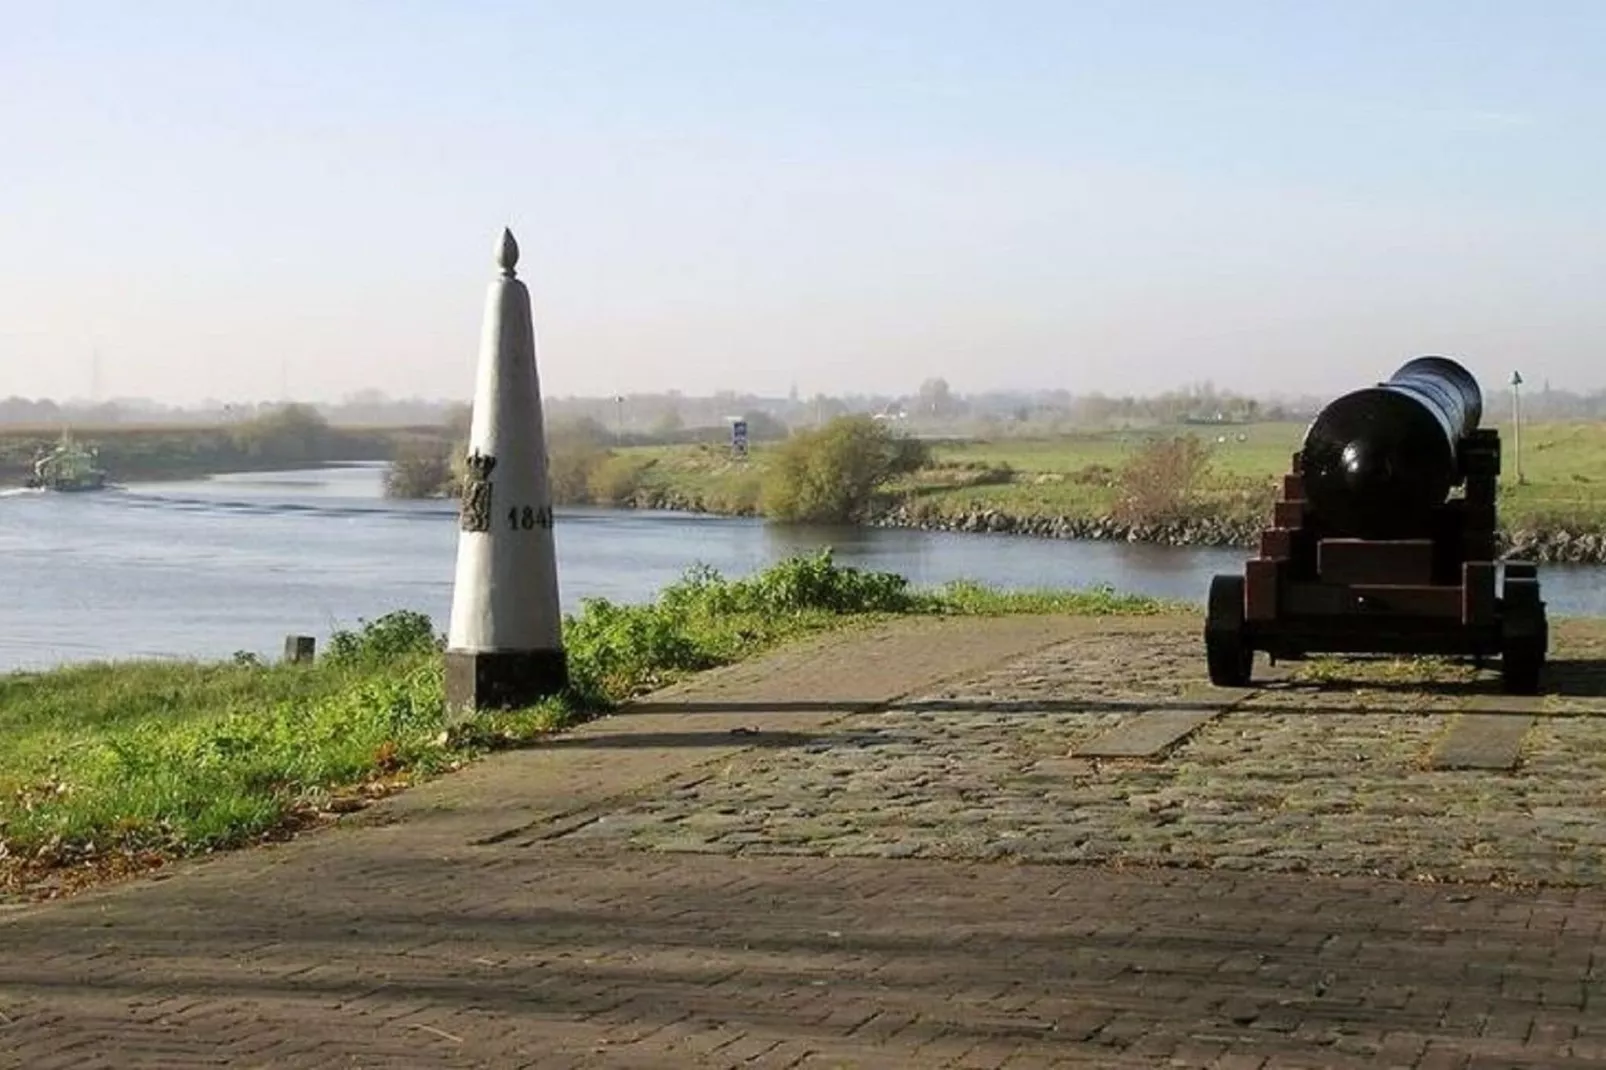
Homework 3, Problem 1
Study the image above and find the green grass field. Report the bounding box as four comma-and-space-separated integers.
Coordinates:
615, 420, 1606, 530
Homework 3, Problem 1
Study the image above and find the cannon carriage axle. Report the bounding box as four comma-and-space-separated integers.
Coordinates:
1204, 356, 1548, 695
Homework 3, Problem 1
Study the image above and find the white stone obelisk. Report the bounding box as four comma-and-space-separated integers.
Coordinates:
444, 227, 567, 714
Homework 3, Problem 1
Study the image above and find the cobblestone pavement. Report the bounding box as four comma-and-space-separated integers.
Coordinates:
600, 619, 1606, 888
1, 615, 1604, 1069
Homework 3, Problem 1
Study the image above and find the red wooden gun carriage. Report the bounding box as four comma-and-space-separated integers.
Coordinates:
1204, 356, 1548, 694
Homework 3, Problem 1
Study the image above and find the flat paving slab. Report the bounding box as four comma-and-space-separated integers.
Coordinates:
1431, 710, 1537, 770
2, 613, 1605, 1069
1073, 707, 1224, 758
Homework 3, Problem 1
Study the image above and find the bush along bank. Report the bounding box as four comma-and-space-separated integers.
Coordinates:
0, 552, 1168, 900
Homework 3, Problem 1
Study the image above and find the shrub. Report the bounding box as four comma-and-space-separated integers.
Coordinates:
588, 454, 653, 505
707, 473, 764, 515
1214, 474, 1279, 524
657, 550, 919, 617
562, 550, 919, 699
324, 610, 443, 668
1111, 434, 1214, 525
384, 438, 454, 498
763, 416, 931, 523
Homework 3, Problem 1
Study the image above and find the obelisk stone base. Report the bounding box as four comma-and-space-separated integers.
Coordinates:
444, 648, 569, 718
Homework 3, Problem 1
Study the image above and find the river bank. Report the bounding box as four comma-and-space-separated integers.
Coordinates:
382, 421, 1606, 563
869, 502, 1606, 566
609, 486, 1606, 565
0, 415, 407, 488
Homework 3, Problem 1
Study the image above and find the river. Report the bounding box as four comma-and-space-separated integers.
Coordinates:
2, 463, 1603, 672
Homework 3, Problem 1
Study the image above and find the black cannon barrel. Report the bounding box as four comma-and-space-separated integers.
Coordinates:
1299, 356, 1484, 539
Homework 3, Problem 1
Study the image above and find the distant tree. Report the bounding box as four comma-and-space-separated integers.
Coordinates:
739, 410, 789, 442
807, 394, 849, 424
763, 415, 930, 524
543, 416, 614, 504
547, 414, 612, 447
652, 407, 685, 436
229, 403, 331, 462
915, 377, 958, 418
0, 397, 61, 426
343, 388, 389, 408
441, 403, 472, 439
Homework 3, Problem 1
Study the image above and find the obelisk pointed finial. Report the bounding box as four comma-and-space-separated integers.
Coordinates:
496, 227, 520, 278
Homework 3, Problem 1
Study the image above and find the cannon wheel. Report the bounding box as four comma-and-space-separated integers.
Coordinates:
1500, 576, 1547, 695
1205, 574, 1253, 687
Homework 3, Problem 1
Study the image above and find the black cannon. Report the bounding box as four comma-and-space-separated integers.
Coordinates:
1204, 355, 1548, 694
1300, 356, 1483, 539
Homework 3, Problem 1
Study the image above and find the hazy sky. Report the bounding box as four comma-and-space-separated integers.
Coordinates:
4, 1, 1605, 405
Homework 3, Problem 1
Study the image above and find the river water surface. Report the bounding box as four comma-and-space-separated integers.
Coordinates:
2, 463, 1603, 672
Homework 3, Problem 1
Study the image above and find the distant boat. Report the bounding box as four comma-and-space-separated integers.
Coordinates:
24, 430, 109, 492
